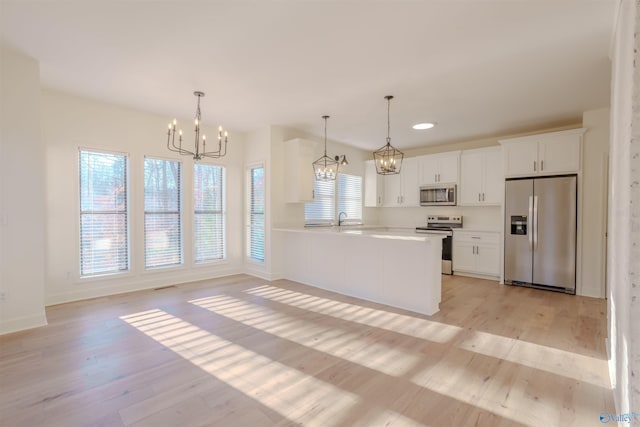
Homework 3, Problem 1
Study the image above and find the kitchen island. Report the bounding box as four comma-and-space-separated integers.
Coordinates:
273, 227, 444, 315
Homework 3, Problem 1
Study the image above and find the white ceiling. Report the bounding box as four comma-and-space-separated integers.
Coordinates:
0, 0, 616, 151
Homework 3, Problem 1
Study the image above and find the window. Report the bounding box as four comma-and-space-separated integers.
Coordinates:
304, 173, 362, 225
144, 158, 182, 269
248, 166, 265, 262
79, 149, 129, 276
338, 174, 363, 224
194, 164, 225, 263
304, 179, 335, 224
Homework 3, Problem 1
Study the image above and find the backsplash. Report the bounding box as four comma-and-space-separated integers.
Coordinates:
376, 205, 502, 230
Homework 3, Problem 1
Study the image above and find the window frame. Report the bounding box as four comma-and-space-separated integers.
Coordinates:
246, 164, 266, 263
304, 172, 363, 226
143, 156, 184, 270
193, 163, 226, 265
337, 173, 363, 225
78, 147, 130, 278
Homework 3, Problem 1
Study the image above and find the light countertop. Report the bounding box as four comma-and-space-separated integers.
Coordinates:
273, 225, 446, 242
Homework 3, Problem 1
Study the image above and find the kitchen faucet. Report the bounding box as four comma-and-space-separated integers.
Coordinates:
338, 211, 347, 226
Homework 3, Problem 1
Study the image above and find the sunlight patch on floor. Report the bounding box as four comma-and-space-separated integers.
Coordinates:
189, 294, 421, 377
120, 309, 368, 426
244, 284, 462, 343
457, 330, 611, 389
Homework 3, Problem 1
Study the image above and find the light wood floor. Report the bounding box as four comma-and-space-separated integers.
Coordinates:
0, 274, 613, 427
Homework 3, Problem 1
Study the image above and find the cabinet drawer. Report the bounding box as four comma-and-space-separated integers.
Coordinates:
453, 231, 500, 245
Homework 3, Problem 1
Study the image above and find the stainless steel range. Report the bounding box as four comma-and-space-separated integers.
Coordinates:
415, 215, 463, 275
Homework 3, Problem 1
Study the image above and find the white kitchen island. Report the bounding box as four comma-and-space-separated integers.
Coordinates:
273, 227, 444, 315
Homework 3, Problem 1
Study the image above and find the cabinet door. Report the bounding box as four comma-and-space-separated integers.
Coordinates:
482, 147, 504, 205
383, 173, 402, 206
437, 152, 459, 184
364, 160, 383, 207
503, 140, 538, 177
475, 244, 500, 276
284, 139, 316, 202
452, 241, 476, 272
401, 158, 419, 206
419, 156, 438, 185
539, 134, 581, 174
459, 151, 483, 205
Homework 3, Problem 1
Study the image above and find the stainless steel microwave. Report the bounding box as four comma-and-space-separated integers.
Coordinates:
420, 184, 457, 206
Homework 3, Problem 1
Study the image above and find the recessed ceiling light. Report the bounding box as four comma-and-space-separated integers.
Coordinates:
412, 123, 435, 130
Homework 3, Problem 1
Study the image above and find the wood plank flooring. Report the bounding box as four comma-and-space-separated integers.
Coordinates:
0, 274, 613, 426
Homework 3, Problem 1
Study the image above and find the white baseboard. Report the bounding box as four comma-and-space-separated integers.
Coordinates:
0, 311, 47, 335
452, 271, 500, 281
46, 267, 243, 306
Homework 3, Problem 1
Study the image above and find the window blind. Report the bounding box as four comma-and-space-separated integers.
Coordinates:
248, 166, 265, 262
194, 164, 225, 263
79, 149, 129, 276
144, 158, 182, 269
304, 179, 335, 224
337, 174, 363, 224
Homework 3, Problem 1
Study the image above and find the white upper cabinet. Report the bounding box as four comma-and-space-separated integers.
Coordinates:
418, 151, 460, 185
499, 128, 585, 178
284, 138, 316, 203
401, 158, 420, 206
364, 159, 384, 207
459, 146, 503, 206
383, 157, 419, 207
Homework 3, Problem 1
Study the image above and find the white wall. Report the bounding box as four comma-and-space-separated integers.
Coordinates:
581, 107, 610, 298
607, 0, 639, 415
0, 48, 47, 334
42, 89, 246, 305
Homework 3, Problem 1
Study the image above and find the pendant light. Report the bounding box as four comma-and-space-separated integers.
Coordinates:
373, 95, 404, 175
312, 115, 339, 181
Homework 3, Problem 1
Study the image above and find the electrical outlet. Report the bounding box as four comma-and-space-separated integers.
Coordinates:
0, 292, 6, 302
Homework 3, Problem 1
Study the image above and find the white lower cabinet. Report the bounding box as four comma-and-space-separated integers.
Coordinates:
453, 231, 500, 277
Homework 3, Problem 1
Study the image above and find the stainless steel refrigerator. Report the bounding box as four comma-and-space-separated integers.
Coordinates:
504, 175, 577, 294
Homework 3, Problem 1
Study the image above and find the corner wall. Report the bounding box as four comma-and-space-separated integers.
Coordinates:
607, 0, 640, 414
0, 47, 47, 333
41, 89, 246, 305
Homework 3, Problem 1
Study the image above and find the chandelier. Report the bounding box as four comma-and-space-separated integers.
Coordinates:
312, 115, 340, 181
167, 91, 228, 160
373, 95, 404, 175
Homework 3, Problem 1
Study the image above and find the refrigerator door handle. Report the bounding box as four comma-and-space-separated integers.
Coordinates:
528, 195, 534, 250
533, 195, 539, 250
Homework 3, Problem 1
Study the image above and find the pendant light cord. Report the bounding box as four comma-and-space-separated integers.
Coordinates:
385, 95, 393, 145
323, 115, 329, 156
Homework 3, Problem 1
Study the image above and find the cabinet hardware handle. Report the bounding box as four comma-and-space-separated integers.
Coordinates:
478, 193, 481, 202
541, 160, 544, 171
312, 190, 315, 199
472, 236, 480, 239
482, 192, 485, 201
476, 246, 479, 255
533, 160, 537, 172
